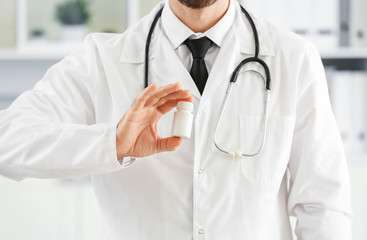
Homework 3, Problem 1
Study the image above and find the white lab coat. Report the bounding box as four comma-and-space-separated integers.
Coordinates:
0, 1, 352, 239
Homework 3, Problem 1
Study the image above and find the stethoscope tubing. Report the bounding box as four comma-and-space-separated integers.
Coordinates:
231, 57, 271, 91
239, 6, 260, 58
213, 78, 270, 158
145, 7, 163, 88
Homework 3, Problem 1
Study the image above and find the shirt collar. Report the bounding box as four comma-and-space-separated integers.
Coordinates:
161, 0, 235, 49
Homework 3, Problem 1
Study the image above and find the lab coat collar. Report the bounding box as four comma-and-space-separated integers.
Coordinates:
119, 2, 202, 98
119, 1, 274, 63
233, 1, 275, 57
119, 2, 165, 64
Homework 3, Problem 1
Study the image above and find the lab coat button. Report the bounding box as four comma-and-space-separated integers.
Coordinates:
198, 229, 204, 234
198, 169, 204, 174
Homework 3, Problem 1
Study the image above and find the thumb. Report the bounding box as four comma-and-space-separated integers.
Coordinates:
157, 137, 182, 153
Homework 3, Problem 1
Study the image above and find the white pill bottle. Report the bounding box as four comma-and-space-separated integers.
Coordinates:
171, 101, 193, 139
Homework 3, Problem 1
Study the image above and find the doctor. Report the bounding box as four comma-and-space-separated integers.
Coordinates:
0, 0, 351, 239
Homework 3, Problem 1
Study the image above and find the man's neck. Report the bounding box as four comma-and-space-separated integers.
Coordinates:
169, 0, 230, 33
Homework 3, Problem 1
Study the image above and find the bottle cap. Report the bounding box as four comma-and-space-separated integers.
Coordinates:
177, 101, 193, 111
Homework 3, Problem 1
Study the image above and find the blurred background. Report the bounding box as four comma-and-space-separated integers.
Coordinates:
0, 0, 366, 239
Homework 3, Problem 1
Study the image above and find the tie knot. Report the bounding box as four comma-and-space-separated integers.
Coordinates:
184, 37, 213, 59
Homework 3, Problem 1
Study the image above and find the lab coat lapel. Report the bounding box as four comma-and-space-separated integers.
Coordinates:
201, 29, 240, 107
152, 35, 202, 99
118, 2, 200, 98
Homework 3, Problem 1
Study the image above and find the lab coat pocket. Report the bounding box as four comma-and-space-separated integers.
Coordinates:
239, 115, 296, 185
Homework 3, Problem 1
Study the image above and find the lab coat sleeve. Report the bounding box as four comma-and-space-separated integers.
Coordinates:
287, 42, 352, 239
0, 34, 124, 181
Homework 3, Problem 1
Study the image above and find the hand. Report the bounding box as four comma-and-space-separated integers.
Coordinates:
116, 82, 193, 158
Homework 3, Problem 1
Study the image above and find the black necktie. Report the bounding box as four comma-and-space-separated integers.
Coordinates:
184, 37, 213, 94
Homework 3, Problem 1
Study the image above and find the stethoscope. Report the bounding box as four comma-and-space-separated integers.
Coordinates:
145, 4, 271, 158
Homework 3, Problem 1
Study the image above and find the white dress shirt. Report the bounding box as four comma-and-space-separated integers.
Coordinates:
161, 0, 235, 75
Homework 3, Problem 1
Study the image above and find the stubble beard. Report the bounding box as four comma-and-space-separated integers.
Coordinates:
178, 0, 218, 9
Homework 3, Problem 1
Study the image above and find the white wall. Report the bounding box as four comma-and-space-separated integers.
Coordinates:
0, 0, 16, 48
349, 165, 367, 240
0, 176, 101, 240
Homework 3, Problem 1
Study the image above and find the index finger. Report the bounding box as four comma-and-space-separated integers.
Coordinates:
145, 82, 182, 107
131, 83, 158, 109
157, 96, 194, 115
